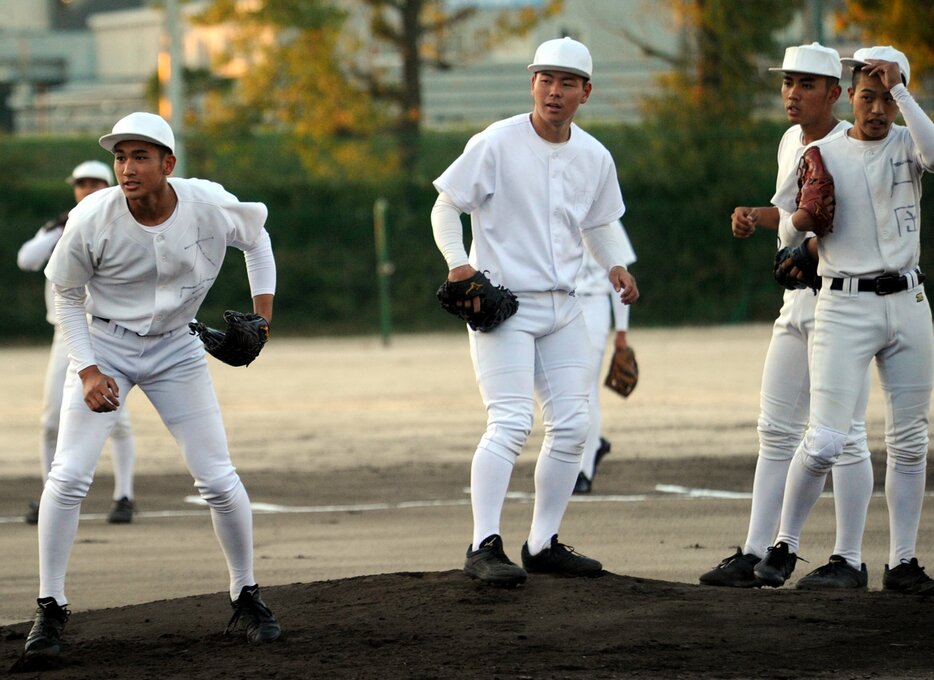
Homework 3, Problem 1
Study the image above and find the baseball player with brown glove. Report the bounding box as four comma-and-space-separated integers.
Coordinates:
573, 219, 637, 494
23, 112, 280, 661
756, 47, 934, 593
700, 43, 874, 590
432, 37, 638, 587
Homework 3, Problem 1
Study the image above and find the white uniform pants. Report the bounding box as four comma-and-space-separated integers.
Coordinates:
467, 291, 590, 554
578, 293, 611, 480
39, 318, 256, 604
777, 282, 933, 565
41, 326, 135, 499
746, 289, 872, 563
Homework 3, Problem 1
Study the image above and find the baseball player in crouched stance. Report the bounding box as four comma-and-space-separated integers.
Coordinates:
431, 37, 638, 586
756, 47, 934, 593
701, 43, 874, 590
17, 161, 138, 525
23, 112, 280, 660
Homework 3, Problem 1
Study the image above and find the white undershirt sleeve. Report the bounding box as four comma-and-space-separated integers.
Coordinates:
581, 222, 627, 272
241, 229, 277, 296
611, 291, 630, 331
892, 84, 934, 170
54, 286, 96, 372
431, 192, 470, 270
17, 228, 62, 272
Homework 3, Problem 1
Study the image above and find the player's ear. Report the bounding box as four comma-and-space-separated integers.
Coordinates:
163, 153, 177, 176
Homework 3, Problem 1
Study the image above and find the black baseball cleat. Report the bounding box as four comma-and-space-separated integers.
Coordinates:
594, 437, 611, 469
573, 471, 592, 495
699, 549, 761, 588
883, 557, 934, 594
464, 534, 527, 587
24, 597, 70, 658
107, 497, 135, 524
226, 585, 281, 643
24, 501, 40, 525
795, 555, 868, 590
753, 541, 800, 587
521, 534, 603, 577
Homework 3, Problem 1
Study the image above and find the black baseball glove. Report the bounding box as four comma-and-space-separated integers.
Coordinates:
189, 310, 269, 367
774, 237, 819, 293
436, 270, 519, 332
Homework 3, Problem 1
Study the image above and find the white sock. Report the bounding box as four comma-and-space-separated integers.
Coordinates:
37, 484, 82, 606
205, 479, 257, 601
830, 458, 873, 569
775, 453, 829, 554
886, 463, 926, 566
470, 447, 515, 549
743, 456, 792, 558
527, 448, 579, 554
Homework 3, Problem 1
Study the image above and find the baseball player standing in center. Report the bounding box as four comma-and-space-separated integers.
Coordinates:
22, 112, 280, 659
17, 161, 138, 525
755, 47, 934, 593
431, 37, 638, 587
700, 43, 874, 589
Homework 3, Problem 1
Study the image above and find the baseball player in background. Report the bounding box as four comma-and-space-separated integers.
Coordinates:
755, 47, 934, 593
17, 161, 137, 525
23, 112, 280, 660
431, 37, 638, 587
573, 220, 636, 494
701, 43, 875, 589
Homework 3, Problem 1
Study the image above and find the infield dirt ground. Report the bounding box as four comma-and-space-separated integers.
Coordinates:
1, 325, 933, 678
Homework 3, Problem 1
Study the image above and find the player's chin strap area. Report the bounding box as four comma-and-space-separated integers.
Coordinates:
826, 268, 926, 295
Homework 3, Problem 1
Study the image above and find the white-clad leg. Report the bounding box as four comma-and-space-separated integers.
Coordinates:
39, 327, 70, 482
577, 294, 611, 480
108, 407, 136, 501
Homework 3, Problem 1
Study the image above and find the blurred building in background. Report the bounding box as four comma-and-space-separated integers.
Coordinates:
0, 0, 856, 135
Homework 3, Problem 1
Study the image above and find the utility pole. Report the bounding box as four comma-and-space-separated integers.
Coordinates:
160, 0, 186, 176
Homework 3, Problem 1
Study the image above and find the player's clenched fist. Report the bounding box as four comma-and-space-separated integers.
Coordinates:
732, 207, 759, 238
78, 365, 120, 413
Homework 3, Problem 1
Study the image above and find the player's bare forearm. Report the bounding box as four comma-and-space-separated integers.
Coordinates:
610, 266, 639, 305
614, 330, 628, 351
791, 208, 816, 232
731, 206, 778, 238
253, 294, 274, 324
78, 365, 120, 413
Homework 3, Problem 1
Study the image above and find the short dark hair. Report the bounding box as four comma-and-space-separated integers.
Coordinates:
851, 65, 906, 89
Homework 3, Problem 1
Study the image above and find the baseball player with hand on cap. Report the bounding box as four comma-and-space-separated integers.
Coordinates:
22, 112, 280, 661
573, 219, 637, 495
755, 46, 934, 594
701, 43, 874, 590
17, 161, 138, 525
431, 37, 638, 587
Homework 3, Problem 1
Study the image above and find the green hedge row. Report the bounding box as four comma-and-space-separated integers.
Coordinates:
4, 122, 933, 343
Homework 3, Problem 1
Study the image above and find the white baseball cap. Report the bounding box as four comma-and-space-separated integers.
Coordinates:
67, 160, 114, 186
99, 112, 175, 154
841, 46, 910, 86
528, 37, 593, 80
769, 42, 842, 79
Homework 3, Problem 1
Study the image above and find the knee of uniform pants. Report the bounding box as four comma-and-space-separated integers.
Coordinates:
110, 415, 132, 440
757, 416, 803, 461
887, 443, 929, 474
797, 425, 847, 474
194, 468, 245, 508
545, 407, 589, 462
45, 466, 94, 506
837, 421, 870, 466
41, 423, 59, 451
478, 409, 534, 462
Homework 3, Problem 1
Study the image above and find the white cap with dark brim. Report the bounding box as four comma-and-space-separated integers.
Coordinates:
99, 112, 175, 154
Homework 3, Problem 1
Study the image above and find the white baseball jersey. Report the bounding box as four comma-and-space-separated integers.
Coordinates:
46, 177, 269, 336
774, 85, 934, 278
18, 224, 65, 325
433, 113, 624, 293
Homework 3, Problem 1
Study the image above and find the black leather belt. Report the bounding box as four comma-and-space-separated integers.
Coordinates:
829, 272, 926, 295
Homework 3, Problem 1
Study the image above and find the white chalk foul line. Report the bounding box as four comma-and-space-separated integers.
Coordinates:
2, 485, 915, 524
